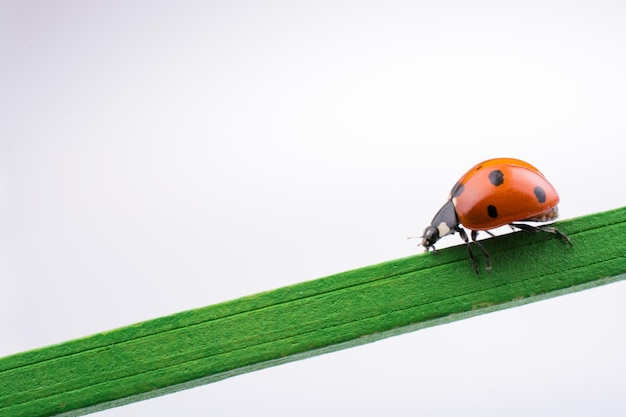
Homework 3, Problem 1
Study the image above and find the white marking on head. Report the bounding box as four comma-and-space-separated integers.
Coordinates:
437, 222, 450, 237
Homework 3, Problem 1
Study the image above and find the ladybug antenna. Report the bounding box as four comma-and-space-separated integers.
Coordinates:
407, 236, 423, 247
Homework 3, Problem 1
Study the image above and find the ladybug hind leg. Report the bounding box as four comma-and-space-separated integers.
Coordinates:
456, 226, 491, 274
509, 223, 573, 247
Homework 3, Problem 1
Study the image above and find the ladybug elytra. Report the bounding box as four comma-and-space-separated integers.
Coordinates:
419, 157, 572, 273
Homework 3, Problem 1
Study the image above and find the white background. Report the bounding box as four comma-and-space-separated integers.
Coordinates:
2, 1, 626, 416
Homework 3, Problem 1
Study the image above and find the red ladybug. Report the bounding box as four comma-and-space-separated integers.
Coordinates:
419, 157, 572, 273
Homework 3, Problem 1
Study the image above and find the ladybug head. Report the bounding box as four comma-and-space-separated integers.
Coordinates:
421, 225, 440, 250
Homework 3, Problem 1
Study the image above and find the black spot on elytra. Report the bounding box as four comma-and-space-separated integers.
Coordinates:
489, 169, 504, 186
534, 186, 546, 203
451, 182, 465, 197
487, 205, 498, 218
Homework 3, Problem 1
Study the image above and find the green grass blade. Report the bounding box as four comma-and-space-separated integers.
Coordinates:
1, 206, 625, 417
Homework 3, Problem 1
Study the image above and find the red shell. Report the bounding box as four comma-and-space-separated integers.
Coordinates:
450, 158, 560, 230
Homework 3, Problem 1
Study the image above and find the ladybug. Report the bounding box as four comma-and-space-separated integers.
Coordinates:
419, 157, 572, 273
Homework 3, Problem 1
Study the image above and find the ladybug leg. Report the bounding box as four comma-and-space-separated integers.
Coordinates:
509, 223, 573, 247
470, 230, 492, 274
456, 226, 482, 274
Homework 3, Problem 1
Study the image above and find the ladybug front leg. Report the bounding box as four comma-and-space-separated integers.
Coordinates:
456, 226, 478, 274
456, 227, 492, 274
470, 230, 492, 273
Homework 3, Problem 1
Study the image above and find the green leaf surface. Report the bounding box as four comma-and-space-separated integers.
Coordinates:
1, 207, 625, 417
